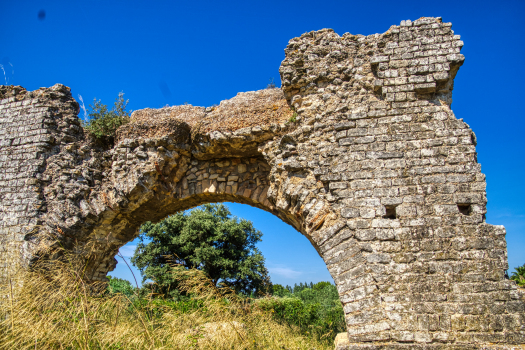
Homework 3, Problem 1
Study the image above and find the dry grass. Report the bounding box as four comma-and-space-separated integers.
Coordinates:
0, 250, 330, 350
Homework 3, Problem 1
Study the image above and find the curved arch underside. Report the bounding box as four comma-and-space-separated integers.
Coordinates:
0, 17, 523, 348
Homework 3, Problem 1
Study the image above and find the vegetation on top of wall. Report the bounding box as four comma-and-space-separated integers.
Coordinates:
266, 77, 276, 89
83, 92, 130, 141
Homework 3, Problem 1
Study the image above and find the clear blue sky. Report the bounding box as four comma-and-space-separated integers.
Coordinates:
2, 0, 524, 285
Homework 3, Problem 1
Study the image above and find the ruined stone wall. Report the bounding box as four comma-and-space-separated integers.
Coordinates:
0, 17, 524, 349
276, 16, 525, 348
0, 85, 81, 280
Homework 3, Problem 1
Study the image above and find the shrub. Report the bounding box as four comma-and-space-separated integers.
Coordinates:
266, 78, 276, 89
83, 92, 130, 140
272, 284, 291, 297
258, 282, 345, 343
107, 275, 136, 297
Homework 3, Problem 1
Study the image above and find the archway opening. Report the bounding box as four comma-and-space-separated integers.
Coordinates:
105, 201, 346, 344
108, 202, 335, 289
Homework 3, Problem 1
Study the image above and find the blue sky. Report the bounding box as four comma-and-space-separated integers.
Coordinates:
2, 0, 524, 285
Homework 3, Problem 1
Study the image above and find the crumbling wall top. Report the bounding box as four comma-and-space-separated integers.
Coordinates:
118, 88, 293, 143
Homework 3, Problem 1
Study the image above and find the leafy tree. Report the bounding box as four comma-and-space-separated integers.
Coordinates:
131, 204, 271, 297
272, 284, 292, 297
83, 91, 130, 140
511, 264, 525, 287
312, 281, 332, 291
107, 275, 135, 297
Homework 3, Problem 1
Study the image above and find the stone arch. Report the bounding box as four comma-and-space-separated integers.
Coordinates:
35, 88, 326, 282
84, 151, 309, 282
1, 17, 524, 348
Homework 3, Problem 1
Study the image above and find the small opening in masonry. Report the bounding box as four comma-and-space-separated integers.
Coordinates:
383, 205, 397, 219
457, 204, 471, 215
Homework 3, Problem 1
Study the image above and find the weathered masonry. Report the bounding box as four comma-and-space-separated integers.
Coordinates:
0, 17, 524, 349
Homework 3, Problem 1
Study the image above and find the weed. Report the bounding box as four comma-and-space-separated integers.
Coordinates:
266, 78, 276, 89
287, 106, 298, 123
83, 92, 130, 141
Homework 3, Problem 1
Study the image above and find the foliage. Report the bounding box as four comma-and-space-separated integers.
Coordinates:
287, 105, 297, 123
312, 281, 332, 291
511, 264, 525, 286
272, 281, 329, 295
83, 92, 130, 140
131, 204, 272, 297
0, 253, 330, 349
258, 281, 345, 343
258, 297, 318, 329
272, 284, 291, 297
107, 275, 136, 297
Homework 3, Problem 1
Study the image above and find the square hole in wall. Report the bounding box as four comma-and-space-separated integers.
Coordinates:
457, 204, 471, 215
383, 205, 397, 219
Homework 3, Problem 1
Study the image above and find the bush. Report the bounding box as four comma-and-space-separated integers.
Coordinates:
272, 284, 291, 297
266, 78, 276, 89
83, 92, 130, 140
258, 282, 345, 343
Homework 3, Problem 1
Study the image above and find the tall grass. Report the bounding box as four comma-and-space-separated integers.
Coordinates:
0, 249, 331, 349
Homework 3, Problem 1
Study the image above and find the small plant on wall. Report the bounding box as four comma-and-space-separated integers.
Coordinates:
83, 91, 130, 141
266, 77, 276, 89
288, 106, 297, 123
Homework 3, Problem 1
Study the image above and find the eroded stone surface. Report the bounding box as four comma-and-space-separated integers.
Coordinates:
0, 17, 524, 348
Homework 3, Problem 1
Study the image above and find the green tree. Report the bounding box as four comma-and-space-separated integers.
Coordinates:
272, 283, 291, 297
107, 275, 135, 297
83, 91, 130, 140
312, 281, 332, 291
131, 204, 271, 297
511, 264, 525, 287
